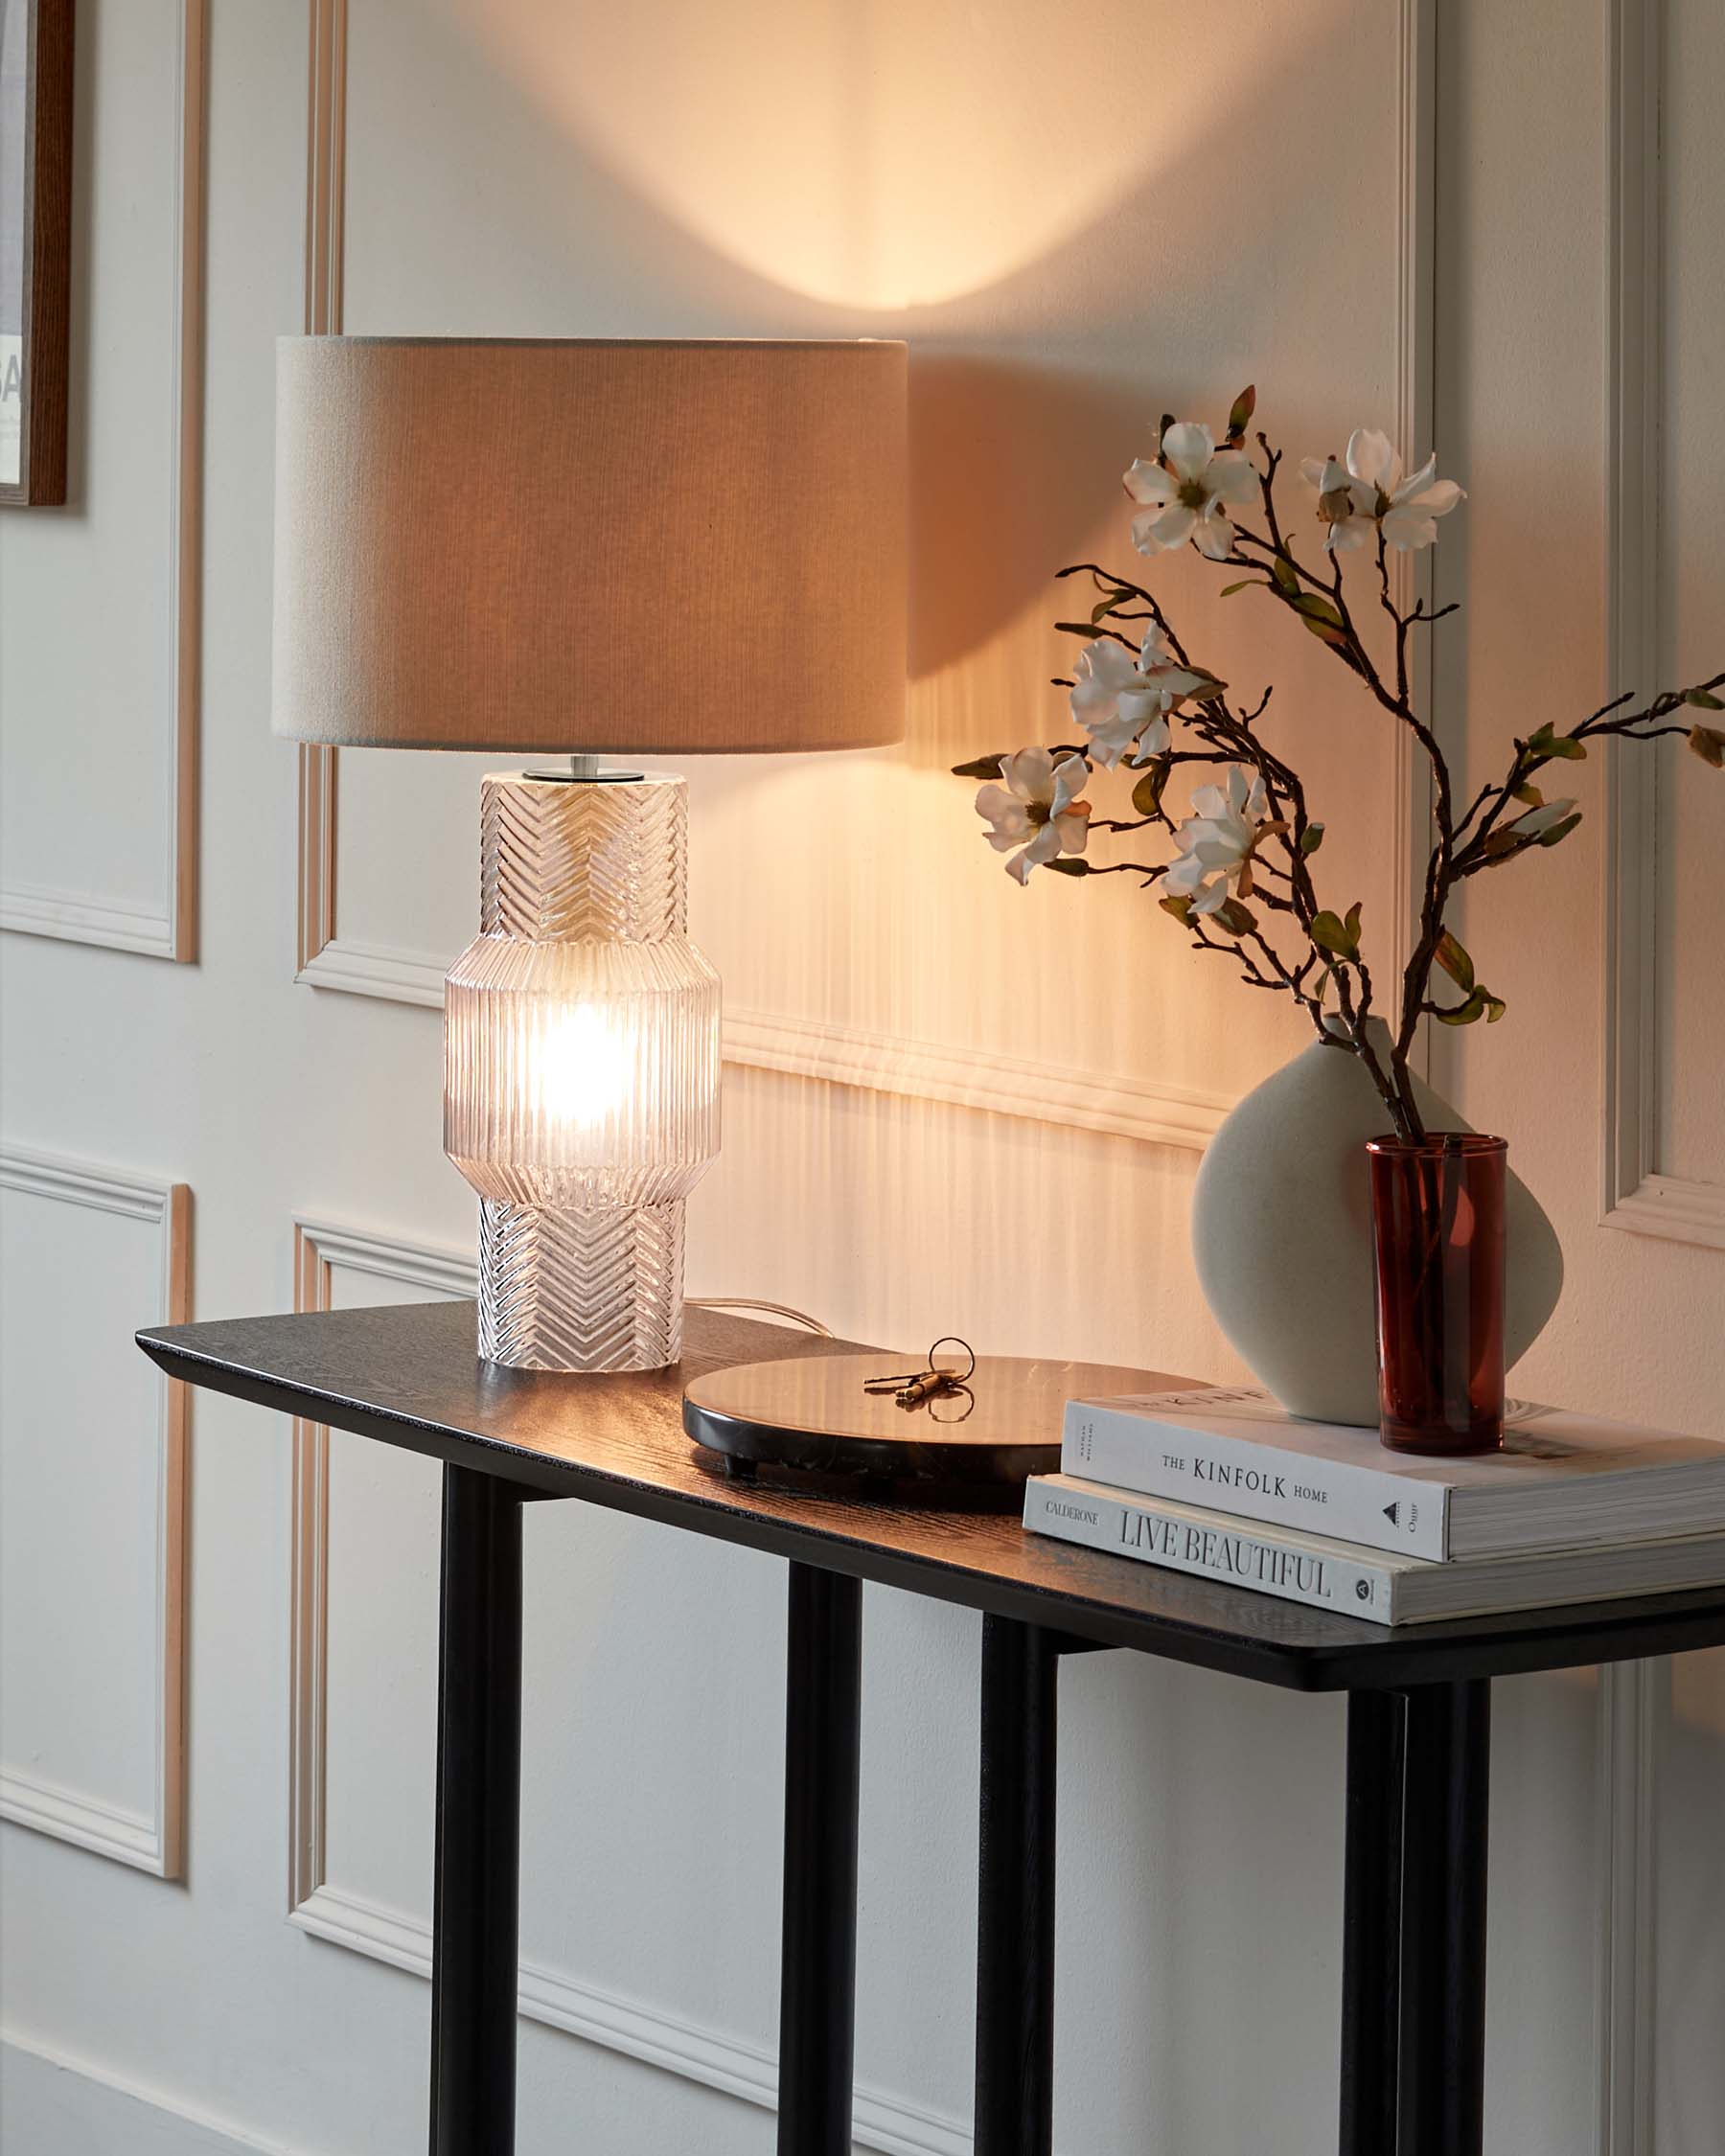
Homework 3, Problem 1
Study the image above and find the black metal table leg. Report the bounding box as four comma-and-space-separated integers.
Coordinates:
777, 1563, 863, 2156
1398, 1680, 1492, 2156
429, 1465, 524, 2156
975, 1616, 1060, 2156
1340, 1687, 1406, 2156
426, 1466, 521, 2156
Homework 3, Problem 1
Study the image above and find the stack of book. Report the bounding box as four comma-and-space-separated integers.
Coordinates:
1024, 1384, 1725, 1625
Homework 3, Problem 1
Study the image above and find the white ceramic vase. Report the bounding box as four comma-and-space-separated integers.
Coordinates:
1190, 1023, 1563, 1427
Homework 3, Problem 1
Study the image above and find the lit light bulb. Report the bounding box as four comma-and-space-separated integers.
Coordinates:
535, 1004, 632, 1131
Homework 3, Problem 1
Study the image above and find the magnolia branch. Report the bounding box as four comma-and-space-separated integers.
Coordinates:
963, 397, 1722, 1142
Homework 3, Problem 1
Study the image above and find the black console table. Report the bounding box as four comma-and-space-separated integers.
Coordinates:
137, 1300, 1725, 2156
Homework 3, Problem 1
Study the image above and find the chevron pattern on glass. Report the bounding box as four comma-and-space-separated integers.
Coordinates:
480, 772, 688, 943
477, 1198, 685, 1370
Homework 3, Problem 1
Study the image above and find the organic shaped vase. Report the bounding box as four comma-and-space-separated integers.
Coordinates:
1190, 1023, 1562, 1427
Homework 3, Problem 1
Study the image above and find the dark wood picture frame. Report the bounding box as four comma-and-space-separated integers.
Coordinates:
0, 0, 73, 508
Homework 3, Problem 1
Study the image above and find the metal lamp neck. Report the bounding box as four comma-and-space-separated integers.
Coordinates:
521, 752, 647, 784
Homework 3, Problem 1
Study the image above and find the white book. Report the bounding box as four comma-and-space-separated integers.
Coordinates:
1062, 1387, 1725, 1562
1024, 1475, 1725, 1626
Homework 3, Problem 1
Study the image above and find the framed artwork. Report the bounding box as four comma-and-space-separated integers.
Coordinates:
1, 0, 72, 507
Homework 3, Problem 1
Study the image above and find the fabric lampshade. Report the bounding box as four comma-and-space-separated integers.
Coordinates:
271, 335, 908, 755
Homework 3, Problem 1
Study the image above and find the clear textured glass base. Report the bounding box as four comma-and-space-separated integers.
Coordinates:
445, 770, 720, 1375
477, 1197, 686, 1371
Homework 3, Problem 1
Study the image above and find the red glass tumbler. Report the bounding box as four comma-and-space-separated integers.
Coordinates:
1366, 1133, 1507, 1455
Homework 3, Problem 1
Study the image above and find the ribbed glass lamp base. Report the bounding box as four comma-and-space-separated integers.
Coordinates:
477, 1198, 685, 1371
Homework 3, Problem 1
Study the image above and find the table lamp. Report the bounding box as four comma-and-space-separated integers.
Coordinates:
272, 337, 906, 1372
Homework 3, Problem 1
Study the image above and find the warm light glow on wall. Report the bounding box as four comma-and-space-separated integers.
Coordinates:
452, 0, 1304, 309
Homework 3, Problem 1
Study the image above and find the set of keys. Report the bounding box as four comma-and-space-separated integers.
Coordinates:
862, 1336, 977, 1417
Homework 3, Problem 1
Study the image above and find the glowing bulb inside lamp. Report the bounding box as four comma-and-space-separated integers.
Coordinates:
535, 1005, 632, 1132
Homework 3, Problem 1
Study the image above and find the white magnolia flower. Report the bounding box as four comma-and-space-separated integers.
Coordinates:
1298, 452, 1378, 552
1069, 628, 1205, 769
976, 747, 1092, 884
1301, 428, 1465, 552
1162, 765, 1271, 916
1506, 795, 1576, 839
1124, 422, 1258, 562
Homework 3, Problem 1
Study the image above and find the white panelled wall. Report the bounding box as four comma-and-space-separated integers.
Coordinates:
0, 2, 1719, 2151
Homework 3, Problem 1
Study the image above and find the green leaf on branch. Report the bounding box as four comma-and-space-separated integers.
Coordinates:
1435, 989, 1489, 1025
1685, 687, 1725, 712
1436, 986, 1508, 1026
1226, 384, 1256, 444
1511, 782, 1545, 807
1285, 586, 1356, 656
1529, 722, 1587, 761
1091, 588, 1135, 625
1219, 580, 1269, 598
1042, 858, 1091, 877
1160, 893, 1192, 923
1186, 673, 1230, 701
1310, 908, 1360, 961
1536, 812, 1582, 848
951, 754, 1004, 779
1214, 897, 1258, 937
1344, 901, 1363, 946
1132, 761, 1170, 816
1688, 724, 1725, 768
1435, 929, 1475, 993
1271, 555, 1301, 596
1299, 822, 1325, 854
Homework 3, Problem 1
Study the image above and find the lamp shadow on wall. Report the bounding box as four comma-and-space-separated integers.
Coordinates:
426, 0, 1323, 714
904, 353, 1147, 688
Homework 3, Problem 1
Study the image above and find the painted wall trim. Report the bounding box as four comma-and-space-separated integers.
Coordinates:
1596, 1658, 1659, 2156
291, 1882, 969, 2156
0, 0, 205, 964
286, 1216, 967, 2156
0, 1147, 191, 1876
724, 1004, 1232, 1150
288, 1216, 475, 1915
0, 2032, 306, 2156
1593, 14, 1674, 2152
294, 0, 346, 977
1599, 0, 1725, 1249
1390, 0, 1438, 1010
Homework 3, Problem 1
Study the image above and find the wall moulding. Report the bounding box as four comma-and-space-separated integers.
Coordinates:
1390, 0, 1438, 1014
285, 1215, 968, 2156
288, 0, 1438, 1158
1592, 11, 1689, 2156
287, 1214, 473, 1917
0, 0, 205, 964
1598, 0, 1725, 1251
0, 1147, 191, 1876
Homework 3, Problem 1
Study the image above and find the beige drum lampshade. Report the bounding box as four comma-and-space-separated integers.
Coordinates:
271, 336, 907, 754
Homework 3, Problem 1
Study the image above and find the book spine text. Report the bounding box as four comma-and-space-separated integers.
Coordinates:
1024, 1479, 1399, 1621
1061, 1406, 1449, 1560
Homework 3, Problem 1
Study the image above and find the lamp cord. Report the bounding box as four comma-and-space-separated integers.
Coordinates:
687, 1296, 833, 1338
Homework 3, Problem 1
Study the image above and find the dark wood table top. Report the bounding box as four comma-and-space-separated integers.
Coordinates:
137, 1299, 1725, 1692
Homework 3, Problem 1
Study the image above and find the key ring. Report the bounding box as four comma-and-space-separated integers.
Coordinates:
926, 1336, 977, 1383
862, 1335, 978, 1408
